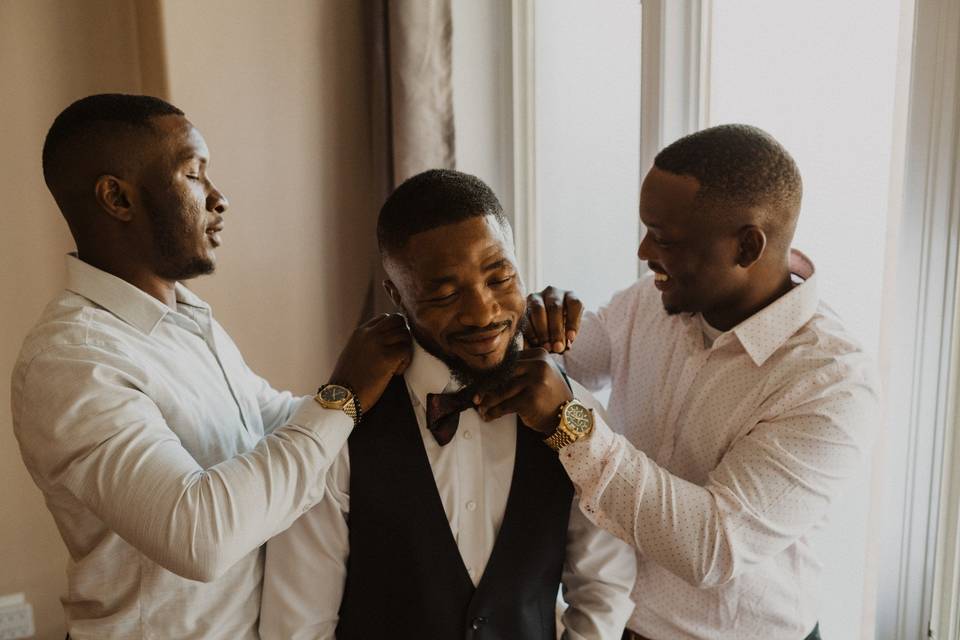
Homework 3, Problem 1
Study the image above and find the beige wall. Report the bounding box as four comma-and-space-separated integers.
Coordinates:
161, 0, 379, 390
0, 2, 376, 637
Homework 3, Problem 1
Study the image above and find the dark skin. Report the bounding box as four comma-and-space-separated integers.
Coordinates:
56, 113, 410, 412
495, 166, 796, 433
383, 215, 572, 433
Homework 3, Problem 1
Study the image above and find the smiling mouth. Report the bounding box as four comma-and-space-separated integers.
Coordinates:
651, 267, 671, 290
452, 325, 510, 356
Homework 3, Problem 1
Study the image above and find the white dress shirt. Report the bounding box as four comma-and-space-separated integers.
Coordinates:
260, 342, 637, 639
11, 255, 352, 639
558, 250, 879, 639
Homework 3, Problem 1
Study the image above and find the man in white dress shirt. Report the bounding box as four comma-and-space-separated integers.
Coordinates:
11, 94, 411, 639
480, 125, 880, 639
261, 169, 636, 639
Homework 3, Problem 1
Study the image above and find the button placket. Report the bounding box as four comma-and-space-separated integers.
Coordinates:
655, 348, 712, 464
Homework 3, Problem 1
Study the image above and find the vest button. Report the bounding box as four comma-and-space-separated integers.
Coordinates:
471, 616, 487, 630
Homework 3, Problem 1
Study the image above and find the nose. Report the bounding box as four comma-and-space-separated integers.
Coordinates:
638, 231, 655, 261
207, 177, 229, 214
458, 286, 499, 328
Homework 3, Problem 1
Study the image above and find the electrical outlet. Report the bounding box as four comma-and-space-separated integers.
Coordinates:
0, 594, 34, 640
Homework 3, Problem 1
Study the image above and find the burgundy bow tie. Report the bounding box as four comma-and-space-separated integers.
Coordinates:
425, 387, 477, 446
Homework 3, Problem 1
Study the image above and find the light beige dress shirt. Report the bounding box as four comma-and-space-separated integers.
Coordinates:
559, 250, 879, 639
11, 255, 352, 639
260, 342, 638, 639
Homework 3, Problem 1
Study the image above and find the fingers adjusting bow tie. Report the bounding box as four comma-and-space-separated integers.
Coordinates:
425, 387, 477, 446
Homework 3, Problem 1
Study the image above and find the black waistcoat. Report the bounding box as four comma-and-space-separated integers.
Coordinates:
336, 375, 574, 640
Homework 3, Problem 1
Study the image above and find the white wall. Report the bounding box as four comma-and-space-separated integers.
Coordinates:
708, 2, 902, 637
534, 0, 642, 311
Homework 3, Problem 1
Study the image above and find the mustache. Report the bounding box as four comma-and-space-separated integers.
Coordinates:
448, 320, 513, 341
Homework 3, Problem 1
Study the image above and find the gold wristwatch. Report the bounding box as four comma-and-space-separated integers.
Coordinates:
315, 383, 362, 426
543, 399, 594, 451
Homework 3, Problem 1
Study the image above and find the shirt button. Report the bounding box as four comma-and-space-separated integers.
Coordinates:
466, 500, 477, 512
462, 430, 473, 440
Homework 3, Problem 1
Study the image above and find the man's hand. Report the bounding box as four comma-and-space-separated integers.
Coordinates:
473, 348, 573, 433
328, 313, 413, 413
524, 286, 583, 353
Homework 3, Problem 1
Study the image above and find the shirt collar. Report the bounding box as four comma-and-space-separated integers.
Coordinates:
64, 254, 210, 335
729, 248, 819, 367
404, 340, 460, 408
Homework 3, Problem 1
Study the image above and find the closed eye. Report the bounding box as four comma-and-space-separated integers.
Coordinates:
425, 291, 458, 304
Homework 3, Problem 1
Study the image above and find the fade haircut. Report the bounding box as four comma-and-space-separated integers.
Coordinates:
42, 93, 184, 190
654, 124, 802, 244
377, 169, 508, 255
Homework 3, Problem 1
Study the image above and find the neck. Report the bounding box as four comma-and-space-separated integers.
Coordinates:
703, 261, 794, 331
77, 247, 178, 309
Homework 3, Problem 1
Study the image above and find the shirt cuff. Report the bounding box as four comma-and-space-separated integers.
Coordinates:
559, 414, 619, 490
285, 395, 353, 448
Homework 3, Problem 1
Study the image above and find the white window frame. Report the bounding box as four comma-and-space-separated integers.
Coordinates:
875, 0, 960, 637
919, 0, 960, 635
510, 0, 538, 290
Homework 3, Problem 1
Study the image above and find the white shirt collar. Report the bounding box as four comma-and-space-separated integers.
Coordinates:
730, 248, 819, 366
404, 340, 460, 408
64, 253, 210, 335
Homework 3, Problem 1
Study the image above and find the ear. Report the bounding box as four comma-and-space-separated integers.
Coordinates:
94, 175, 135, 222
382, 279, 403, 309
736, 225, 767, 268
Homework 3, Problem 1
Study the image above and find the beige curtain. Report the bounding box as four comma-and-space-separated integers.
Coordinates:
363, 0, 457, 317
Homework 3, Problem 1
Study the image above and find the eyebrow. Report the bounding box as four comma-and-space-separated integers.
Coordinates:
176, 150, 208, 165
422, 258, 513, 289
482, 258, 512, 272
425, 275, 458, 288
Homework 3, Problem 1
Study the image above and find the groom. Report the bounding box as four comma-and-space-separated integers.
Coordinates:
260, 169, 636, 639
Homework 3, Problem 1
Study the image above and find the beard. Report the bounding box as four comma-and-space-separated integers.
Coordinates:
143, 188, 215, 281
414, 315, 527, 394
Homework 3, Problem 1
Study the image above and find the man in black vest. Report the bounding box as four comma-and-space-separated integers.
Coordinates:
260, 169, 636, 639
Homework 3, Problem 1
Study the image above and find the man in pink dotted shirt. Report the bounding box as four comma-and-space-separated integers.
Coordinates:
476, 124, 879, 640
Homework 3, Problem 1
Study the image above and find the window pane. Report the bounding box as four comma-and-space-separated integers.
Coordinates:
535, 0, 642, 312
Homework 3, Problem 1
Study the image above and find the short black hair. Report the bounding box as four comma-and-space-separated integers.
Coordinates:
377, 169, 507, 255
42, 93, 184, 188
654, 124, 802, 234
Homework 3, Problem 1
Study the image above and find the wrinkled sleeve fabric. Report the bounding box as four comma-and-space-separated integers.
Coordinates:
260, 448, 351, 640
13, 343, 352, 583
560, 499, 637, 639
559, 363, 877, 587
562, 307, 614, 393
559, 380, 636, 638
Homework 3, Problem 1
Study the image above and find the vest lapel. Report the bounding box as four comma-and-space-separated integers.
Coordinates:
474, 418, 570, 593
370, 376, 475, 590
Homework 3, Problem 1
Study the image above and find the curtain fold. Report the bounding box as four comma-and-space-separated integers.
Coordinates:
362, 0, 456, 318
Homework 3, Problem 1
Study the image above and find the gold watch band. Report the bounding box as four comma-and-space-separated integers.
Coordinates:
543, 427, 576, 451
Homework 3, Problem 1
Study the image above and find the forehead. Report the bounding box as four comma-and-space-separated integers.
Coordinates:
639, 167, 700, 228
149, 114, 209, 162
388, 215, 515, 281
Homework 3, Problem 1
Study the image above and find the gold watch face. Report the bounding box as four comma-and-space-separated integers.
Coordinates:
319, 385, 351, 405
563, 402, 593, 434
